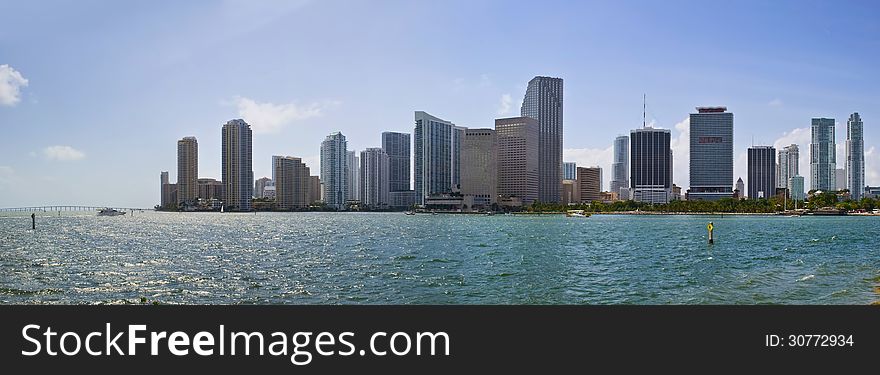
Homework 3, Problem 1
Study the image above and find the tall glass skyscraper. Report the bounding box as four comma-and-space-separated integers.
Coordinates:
414, 111, 461, 205
610, 135, 630, 197
562, 162, 577, 181
521, 76, 563, 203
321, 132, 348, 210
846, 112, 865, 200
381, 132, 411, 192
688, 107, 733, 201
221, 119, 253, 211
748, 146, 776, 199
630, 127, 672, 204
810, 118, 836, 192
177, 136, 198, 206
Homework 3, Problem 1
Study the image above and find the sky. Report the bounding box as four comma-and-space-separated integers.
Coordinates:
1, 0, 879, 207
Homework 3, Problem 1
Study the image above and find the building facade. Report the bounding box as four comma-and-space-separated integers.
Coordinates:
846, 112, 865, 200
789, 175, 805, 201
274, 156, 310, 210
777, 144, 799, 192
562, 162, 577, 181
346, 150, 359, 203
748, 146, 776, 199
197, 178, 224, 201
309, 175, 321, 204
610, 135, 629, 197
688, 107, 733, 201
576, 167, 602, 203
810, 118, 836, 192
461, 128, 498, 207
255, 177, 272, 199
630, 127, 672, 204
221, 120, 253, 211
735, 177, 745, 199
414, 111, 460, 205
321, 132, 348, 210
177, 136, 199, 206
521, 76, 563, 203
496, 117, 539, 205
382, 132, 411, 192
360, 148, 390, 209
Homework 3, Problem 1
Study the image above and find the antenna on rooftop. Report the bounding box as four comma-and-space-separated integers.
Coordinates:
643, 94, 646, 129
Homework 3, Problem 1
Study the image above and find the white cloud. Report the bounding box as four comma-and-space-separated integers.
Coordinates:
43, 146, 85, 161
563, 146, 613, 191
0, 64, 29, 106
233, 96, 334, 134
496, 94, 512, 116
768, 98, 783, 107
668, 117, 690, 189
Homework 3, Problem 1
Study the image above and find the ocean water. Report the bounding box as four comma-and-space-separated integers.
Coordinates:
0, 211, 878, 305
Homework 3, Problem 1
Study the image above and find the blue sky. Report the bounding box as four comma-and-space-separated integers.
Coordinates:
1, 0, 878, 207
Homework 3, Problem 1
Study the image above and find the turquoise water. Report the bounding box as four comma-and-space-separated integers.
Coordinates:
1, 212, 878, 304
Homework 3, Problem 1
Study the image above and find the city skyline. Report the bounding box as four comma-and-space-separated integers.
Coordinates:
2, 1, 880, 207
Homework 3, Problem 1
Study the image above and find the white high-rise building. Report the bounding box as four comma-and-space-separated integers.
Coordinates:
777, 144, 799, 192
360, 148, 390, 209
414, 111, 462, 205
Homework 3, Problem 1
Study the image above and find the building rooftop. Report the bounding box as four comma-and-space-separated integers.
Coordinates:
696, 107, 727, 113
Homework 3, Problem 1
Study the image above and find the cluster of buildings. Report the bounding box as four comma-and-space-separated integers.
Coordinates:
159, 75, 871, 212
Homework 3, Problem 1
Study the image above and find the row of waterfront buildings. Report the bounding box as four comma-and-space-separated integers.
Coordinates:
159, 75, 871, 212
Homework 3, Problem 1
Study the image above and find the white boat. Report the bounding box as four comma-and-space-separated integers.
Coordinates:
97, 208, 126, 216
566, 210, 590, 218
404, 211, 415, 215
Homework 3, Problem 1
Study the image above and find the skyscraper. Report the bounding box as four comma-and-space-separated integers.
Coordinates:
846, 112, 865, 200
309, 175, 321, 204
777, 144, 799, 191
221, 119, 253, 211
496, 117, 539, 205
810, 118, 836, 192
521, 76, 563, 203
160, 171, 172, 208
735, 177, 745, 199
562, 162, 577, 181
461, 128, 498, 207
630, 127, 672, 204
789, 175, 805, 201
452, 125, 465, 191
360, 148, 390, 209
688, 107, 733, 201
346, 150, 359, 202
274, 156, 310, 210
177, 136, 198, 206
610, 135, 630, 197
320, 132, 348, 210
414, 111, 460, 205
576, 167, 602, 203
748, 146, 776, 199
382, 132, 411, 192
254, 177, 272, 199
